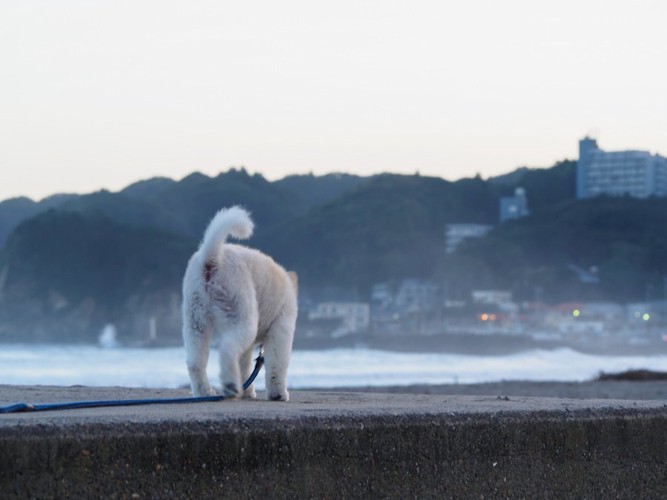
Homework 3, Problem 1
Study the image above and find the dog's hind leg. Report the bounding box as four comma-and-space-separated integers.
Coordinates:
263, 316, 295, 401
183, 289, 216, 397
184, 326, 215, 397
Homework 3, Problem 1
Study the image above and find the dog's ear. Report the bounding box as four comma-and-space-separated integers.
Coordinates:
287, 271, 298, 293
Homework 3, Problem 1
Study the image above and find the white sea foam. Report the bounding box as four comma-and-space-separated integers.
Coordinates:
0, 344, 666, 389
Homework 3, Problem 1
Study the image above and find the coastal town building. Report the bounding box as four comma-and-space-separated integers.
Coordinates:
576, 137, 667, 199
308, 302, 370, 336
445, 223, 493, 254
369, 279, 442, 334
500, 187, 529, 222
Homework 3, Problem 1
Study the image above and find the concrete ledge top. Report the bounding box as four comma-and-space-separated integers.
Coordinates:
2, 385, 666, 437
3, 384, 667, 498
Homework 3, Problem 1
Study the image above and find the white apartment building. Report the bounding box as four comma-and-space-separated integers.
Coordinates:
577, 137, 667, 199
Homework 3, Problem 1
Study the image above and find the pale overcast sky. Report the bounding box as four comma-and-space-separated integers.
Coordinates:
1, 0, 666, 201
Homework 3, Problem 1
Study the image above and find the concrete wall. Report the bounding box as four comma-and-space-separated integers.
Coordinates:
1, 389, 666, 498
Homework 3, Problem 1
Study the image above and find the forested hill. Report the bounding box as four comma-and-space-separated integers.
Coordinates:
2, 163, 578, 290
0, 159, 606, 305
444, 195, 667, 303
256, 174, 501, 291
0, 169, 377, 341
0, 169, 368, 249
7, 158, 667, 342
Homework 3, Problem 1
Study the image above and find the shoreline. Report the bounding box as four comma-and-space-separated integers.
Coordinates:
317, 378, 667, 401
293, 331, 667, 356
3, 331, 667, 357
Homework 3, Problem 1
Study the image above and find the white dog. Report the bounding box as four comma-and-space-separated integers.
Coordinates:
182, 206, 297, 401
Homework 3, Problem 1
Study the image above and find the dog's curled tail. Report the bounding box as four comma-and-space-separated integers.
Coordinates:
199, 206, 254, 260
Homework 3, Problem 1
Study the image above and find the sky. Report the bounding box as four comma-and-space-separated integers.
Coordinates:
1, 0, 666, 202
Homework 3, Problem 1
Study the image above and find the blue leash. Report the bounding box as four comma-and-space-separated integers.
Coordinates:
0, 351, 264, 414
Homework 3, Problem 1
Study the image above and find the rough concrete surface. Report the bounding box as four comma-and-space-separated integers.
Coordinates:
323, 378, 667, 400
1, 384, 667, 498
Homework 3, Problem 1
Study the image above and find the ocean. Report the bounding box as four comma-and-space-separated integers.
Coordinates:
1, 344, 666, 390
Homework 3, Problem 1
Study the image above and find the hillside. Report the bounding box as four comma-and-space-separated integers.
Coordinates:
258, 174, 500, 291
0, 169, 372, 342
445, 195, 667, 303
0, 194, 78, 248
0, 169, 368, 251
489, 160, 576, 211
2, 210, 193, 305
0, 210, 194, 343
18, 158, 667, 344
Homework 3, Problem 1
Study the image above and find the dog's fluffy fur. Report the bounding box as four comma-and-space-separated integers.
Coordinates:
182, 206, 297, 401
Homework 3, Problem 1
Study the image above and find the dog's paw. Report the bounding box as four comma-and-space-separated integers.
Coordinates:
242, 387, 257, 399
222, 382, 240, 399
268, 389, 289, 402
192, 385, 217, 397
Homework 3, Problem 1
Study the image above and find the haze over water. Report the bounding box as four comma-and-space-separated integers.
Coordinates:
1, 345, 666, 389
